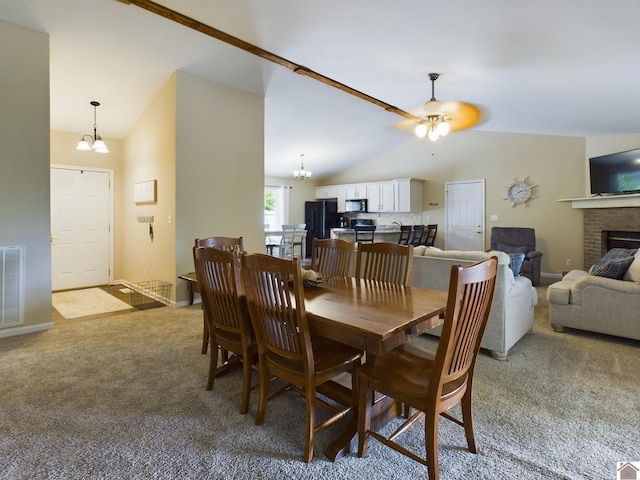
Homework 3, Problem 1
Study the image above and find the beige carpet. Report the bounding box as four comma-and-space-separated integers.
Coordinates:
52, 287, 131, 319
2, 287, 638, 479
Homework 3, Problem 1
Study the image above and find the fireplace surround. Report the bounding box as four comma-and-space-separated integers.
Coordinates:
583, 207, 640, 268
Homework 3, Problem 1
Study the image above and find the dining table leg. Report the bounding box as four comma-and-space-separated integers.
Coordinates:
317, 379, 403, 461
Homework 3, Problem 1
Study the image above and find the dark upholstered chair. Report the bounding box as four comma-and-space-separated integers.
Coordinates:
490, 227, 542, 286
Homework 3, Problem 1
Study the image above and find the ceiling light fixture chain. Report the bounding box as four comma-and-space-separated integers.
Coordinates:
293, 153, 312, 182
76, 101, 109, 153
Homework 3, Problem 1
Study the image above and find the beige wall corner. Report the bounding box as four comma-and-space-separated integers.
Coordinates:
0, 21, 51, 335
174, 71, 265, 304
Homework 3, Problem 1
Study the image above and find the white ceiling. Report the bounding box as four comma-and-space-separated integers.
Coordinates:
2, 0, 640, 179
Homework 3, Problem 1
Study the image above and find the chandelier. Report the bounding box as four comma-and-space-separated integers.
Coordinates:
293, 154, 312, 182
76, 101, 109, 153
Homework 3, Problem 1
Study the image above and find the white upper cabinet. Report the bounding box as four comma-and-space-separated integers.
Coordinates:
335, 186, 347, 213
396, 178, 424, 212
315, 186, 338, 199
316, 185, 347, 212
368, 182, 397, 212
316, 178, 424, 213
346, 184, 367, 199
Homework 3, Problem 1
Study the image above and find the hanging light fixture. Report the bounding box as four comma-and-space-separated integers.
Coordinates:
76, 101, 109, 153
415, 74, 450, 142
293, 154, 312, 182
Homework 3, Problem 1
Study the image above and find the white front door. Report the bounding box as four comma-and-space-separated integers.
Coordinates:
51, 166, 112, 291
445, 180, 485, 251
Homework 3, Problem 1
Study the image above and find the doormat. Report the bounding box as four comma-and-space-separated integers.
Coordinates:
52, 288, 132, 320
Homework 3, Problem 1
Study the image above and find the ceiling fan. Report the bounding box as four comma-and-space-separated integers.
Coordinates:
413, 73, 483, 141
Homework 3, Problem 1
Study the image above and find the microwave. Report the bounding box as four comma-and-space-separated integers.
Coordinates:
345, 199, 367, 213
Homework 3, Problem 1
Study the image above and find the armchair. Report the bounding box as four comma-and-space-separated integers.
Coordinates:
490, 227, 542, 285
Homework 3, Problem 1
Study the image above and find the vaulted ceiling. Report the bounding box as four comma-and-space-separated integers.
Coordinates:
2, 0, 639, 178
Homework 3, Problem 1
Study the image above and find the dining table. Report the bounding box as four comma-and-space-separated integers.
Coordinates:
302, 275, 448, 461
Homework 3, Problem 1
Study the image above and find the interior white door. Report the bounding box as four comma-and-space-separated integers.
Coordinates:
51, 167, 111, 291
445, 180, 485, 251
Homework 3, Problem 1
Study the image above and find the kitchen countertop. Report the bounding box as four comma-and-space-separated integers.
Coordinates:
331, 226, 403, 233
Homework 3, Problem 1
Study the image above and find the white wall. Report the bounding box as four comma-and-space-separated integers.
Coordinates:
0, 21, 52, 335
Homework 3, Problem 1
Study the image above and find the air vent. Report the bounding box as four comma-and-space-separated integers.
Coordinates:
1, 246, 25, 327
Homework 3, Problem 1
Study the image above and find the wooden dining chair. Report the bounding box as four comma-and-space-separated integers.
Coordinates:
398, 225, 412, 245
240, 253, 364, 462
357, 257, 498, 480
410, 225, 426, 246
355, 241, 414, 285
195, 236, 244, 354
195, 235, 244, 252
193, 247, 257, 414
310, 238, 354, 277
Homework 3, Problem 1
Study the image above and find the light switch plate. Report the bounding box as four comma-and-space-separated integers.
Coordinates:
490, 215, 499, 221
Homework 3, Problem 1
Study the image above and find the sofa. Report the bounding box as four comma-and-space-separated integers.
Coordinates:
410, 246, 538, 360
547, 252, 640, 341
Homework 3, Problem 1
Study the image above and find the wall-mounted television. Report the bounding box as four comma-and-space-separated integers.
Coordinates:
589, 148, 640, 196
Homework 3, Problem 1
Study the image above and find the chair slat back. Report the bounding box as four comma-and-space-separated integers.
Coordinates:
241, 254, 311, 364
410, 225, 425, 246
193, 247, 247, 335
424, 224, 438, 247
354, 225, 376, 243
311, 238, 353, 277
398, 225, 412, 245
355, 242, 414, 285
431, 257, 498, 395
195, 236, 244, 253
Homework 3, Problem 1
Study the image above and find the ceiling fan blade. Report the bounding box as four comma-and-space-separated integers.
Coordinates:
423, 100, 483, 131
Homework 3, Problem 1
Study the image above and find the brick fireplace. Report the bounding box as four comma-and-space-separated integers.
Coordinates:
583, 207, 640, 268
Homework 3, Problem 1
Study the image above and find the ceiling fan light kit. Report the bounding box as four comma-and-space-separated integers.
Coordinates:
76, 101, 109, 153
414, 73, 481, 141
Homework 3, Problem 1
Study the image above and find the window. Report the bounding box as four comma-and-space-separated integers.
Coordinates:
264, 185, 290, 231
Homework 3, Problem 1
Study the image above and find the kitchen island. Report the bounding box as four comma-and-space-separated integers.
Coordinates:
330, 227, 402, 243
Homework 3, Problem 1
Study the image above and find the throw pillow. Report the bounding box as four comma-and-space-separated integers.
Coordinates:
623, 249, 640, 283
507, 252, 525, 277
496, 243, 529, 255
590, 248, 637, 280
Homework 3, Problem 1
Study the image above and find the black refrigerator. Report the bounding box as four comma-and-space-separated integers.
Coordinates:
304, 200, 339, 257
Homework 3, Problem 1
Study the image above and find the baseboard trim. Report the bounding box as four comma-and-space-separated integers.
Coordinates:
0, 322, 54, 339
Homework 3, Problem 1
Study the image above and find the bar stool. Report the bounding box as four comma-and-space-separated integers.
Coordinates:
354, 225, 376, 243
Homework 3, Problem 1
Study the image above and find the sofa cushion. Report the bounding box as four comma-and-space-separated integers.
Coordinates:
497, 243, 529, 255
590, 248, 637, 280
547, 280, 572, 304
507, 252, 525, 276
623, 249, 640, 283
413, 245, 427, 256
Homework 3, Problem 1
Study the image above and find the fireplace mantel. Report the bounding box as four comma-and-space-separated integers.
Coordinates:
558, 194, 640, 209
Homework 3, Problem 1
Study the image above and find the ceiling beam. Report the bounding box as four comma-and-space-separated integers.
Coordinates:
115, 0, 418, 122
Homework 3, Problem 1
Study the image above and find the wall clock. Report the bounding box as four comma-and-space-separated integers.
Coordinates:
504, 177, 537, 207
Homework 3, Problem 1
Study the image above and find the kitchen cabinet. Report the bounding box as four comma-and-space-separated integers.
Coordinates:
335, 186, 347, 213
346, 184, 367, 200
368, 182, 396, 212
316, 178, 424, 212
315, 186, 337, 199
396, 178, 424, 212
